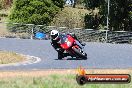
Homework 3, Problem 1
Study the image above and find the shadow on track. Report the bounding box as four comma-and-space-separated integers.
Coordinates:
54, 57, 87, 60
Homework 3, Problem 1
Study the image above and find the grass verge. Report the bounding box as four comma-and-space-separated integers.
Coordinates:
0, 70, 131, 88
0, 51, 25, 64
0, 74, 131, 88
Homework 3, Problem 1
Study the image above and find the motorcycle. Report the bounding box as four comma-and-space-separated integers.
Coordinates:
56, 34, 87, 60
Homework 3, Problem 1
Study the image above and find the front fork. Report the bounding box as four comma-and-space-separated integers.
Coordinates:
75, 40, 84, 49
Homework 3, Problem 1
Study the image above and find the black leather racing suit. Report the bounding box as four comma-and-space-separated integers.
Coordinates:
51, 33, 81, 59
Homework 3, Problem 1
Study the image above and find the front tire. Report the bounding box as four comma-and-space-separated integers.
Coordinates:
72, 47, 87, 60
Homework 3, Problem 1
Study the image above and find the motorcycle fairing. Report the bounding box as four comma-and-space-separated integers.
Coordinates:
60, 35, 74, 50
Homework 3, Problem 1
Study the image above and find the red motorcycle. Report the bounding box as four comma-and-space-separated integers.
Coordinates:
58, 34, 87, 60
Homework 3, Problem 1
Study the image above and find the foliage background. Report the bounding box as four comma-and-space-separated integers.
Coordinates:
8, 0, 64, 25
0, 0, 131, 31
84, 0, 132, 31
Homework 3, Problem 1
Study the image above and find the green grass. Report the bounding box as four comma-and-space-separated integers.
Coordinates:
0, 74, 131, 88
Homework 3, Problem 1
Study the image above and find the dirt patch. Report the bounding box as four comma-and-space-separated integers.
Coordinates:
0, 69, 132, 78
0, 51, 26, 64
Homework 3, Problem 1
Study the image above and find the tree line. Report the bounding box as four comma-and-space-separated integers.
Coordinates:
1, 0, 131, 31
84, 0, 131, 31
68, 0, 131, 31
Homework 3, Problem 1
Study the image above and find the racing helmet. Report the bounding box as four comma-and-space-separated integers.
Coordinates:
50, 30, 60, 40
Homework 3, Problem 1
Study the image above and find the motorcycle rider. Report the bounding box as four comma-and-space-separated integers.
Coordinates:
50, 30, 85, 59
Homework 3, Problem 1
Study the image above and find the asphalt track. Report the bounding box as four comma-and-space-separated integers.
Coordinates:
0, 38, 132, 70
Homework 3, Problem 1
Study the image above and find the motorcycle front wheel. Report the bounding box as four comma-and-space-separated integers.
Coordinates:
72, 47, 87, 60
